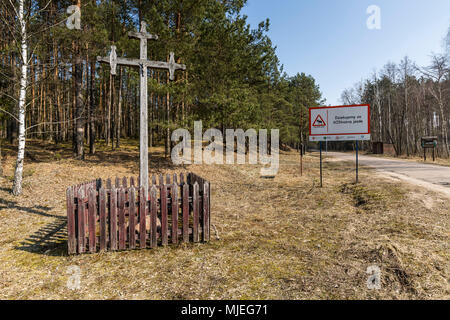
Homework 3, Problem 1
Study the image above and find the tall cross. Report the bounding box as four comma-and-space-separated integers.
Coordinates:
97, 21, 186, 196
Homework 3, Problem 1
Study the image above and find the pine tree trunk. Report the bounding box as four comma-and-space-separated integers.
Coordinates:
166, 89, 170, 158
74, 0, 84, 159
39, 64, 45, 140
116, 67, 123, 149
89, 61, 96, 154
30, 60, 36, 138
74, 51, 84, 159
53, 42, 59, 144
106, 73, 112, 145
149, 92, 153, 148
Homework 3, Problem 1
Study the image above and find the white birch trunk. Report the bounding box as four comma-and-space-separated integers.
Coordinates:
12, 0, 28, 196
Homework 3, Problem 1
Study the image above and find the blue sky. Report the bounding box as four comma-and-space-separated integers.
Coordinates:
242, 0, 450, 105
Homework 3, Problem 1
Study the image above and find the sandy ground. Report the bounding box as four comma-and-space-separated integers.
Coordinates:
327, 152, 450, 198
0, 141, 448, 299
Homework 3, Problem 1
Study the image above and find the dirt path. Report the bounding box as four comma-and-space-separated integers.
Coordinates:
327, 152, 450, 198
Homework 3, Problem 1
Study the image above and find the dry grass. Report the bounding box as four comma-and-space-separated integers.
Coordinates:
0, 140, 448, 299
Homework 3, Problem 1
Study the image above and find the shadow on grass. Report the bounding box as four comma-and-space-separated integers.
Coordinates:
15, 217, 68, 257
0, 196, 68, 256
0, 198, 61, 219
0, 186, 13, 193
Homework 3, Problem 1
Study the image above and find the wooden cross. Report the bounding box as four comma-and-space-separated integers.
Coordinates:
97, 21, 186, 195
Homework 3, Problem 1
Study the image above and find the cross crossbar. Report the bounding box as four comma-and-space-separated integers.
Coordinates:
97, 49, 186, 80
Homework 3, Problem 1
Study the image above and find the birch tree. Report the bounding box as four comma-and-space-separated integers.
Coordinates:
11, 0, 28, 196
399, 56, 415, 156
371, 70, 383, 141
419, 54, 450, 157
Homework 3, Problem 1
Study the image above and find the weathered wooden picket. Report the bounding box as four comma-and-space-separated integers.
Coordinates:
66, 173, 210, 255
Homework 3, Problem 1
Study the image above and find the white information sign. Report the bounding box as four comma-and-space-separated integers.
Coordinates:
309, 104, 371, 141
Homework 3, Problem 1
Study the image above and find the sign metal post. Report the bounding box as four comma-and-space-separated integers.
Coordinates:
355, 140, 359, 184
309, 104, 371, 186
319, 141, 323, 187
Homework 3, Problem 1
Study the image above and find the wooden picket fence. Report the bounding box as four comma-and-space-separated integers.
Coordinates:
66, 173, 210, 254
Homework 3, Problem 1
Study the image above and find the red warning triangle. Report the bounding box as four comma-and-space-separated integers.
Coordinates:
313, 115, 326, 127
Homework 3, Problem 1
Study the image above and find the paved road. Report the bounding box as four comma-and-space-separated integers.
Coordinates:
327, 152, 450, 197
